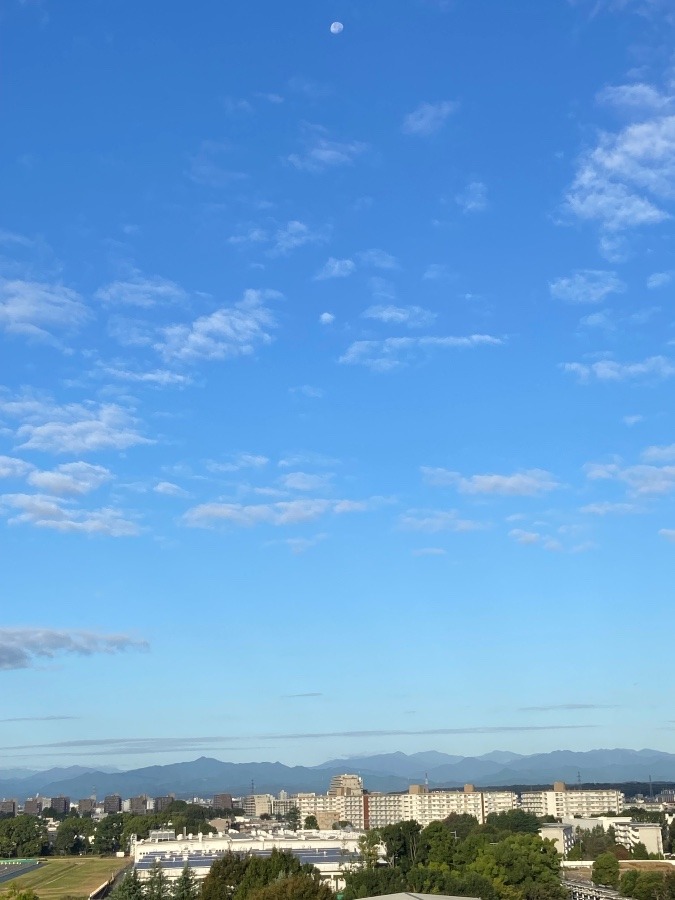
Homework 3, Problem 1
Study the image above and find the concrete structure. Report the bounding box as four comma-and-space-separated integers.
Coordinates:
103, 794, 122, 814
154, 796, 174, 813
539, 823, 575, 857
562, 816, 664, 857
242, 794, 275, 817
77, 799, 96, 815
0, 800, 16, 816
130, 796, 148, 816
329, 775, 364, 797
50, 797, 70, 816
564, 881, 621, 900
23, 799, 41, 815
212, 793, 233, 810
522, 784, 624, 817
132, 829, 369, 890
359, 895, 480, 900
367, 786, 518, 828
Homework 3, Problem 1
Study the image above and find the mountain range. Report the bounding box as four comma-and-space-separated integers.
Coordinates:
2, 749, 675, 802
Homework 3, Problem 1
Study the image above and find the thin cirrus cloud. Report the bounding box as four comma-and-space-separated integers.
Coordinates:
0, 455, 33, 479
519, 703, 617, 712
0, 723, 594, 755
363, 305, 436, 328
340, 334, 503, 372
455, 181, 488, 213
358, 249, 399, 270
287, 128, 367, 173
549, 270, 625, 304
562, 356, 675, 382
154, 481, 189, 498
0, 394, 152, 455
422, 467, 560, 496
399, 509, 484, 533
95, 274, 188, 308
585, 460, 675, 496
0, 279, 90, 341
0, 627, 148, 671
402, 100, 458, 136
27, 462, 112, 496
183, 497, 372, 528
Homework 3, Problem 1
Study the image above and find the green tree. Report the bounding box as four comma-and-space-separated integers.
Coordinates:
93, 814, 128, 855
380, 821, 422, 871
632, 873, 668, 900
55, 817, 94, 855
0, 815, 49, 857
172, 863, 199, 900
285, 808, 301, 832
111, 870, 145, 900
304, 816, 319, 831
202, 851, 249, 900
247, 874, 334, 900
469, 833, 565, 900
443, 813, 480, 842
592, 852, 620, 889
342, 867, 407, 900
233, 849, 311, 900
620, 870, 640, 897
631, 842, 649, 860
0, 886, 41, 900
485, 810, 541, 835
357, 830, 382, 870
419, 820, 457, 865
146, 859, 171, 900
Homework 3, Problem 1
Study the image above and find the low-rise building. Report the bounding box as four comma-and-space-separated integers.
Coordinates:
539, 823, 575, 857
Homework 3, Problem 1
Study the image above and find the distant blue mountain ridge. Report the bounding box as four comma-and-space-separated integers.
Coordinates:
1, 749, 674, 802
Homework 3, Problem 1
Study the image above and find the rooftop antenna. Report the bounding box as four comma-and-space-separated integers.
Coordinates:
649, 775, 653, 799
577, 770, 581, 789
251, 779, 255, 795
425, 772, 429, 789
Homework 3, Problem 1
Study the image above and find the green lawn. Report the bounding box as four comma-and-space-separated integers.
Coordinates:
1, 858, 130, 900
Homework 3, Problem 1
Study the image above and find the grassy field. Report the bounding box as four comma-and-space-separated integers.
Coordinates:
1, 858, 130, 900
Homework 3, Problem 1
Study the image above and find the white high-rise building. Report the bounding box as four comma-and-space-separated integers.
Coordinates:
522, 783, 624, 818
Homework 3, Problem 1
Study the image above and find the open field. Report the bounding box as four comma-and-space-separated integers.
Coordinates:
0, 858, 130, 900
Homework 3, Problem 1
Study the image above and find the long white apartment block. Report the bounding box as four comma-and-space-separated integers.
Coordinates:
521, 782, 624, 818
297, 784, 518, 829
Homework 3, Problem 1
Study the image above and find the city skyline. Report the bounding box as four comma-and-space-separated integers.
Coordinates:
2, 0, 675, 769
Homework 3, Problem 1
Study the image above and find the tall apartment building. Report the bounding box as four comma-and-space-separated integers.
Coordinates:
213, 793, 234, 810
50, 796, 70, 816
0, 800, 16, 816
242, 794, 274, 817
328, 775, 364, 797
103, 794, 123, 814
296, 792, 366, 829
78, 798, 96, 815
130, 796, 148, 815
154, 796, 175, 813
23, 798, 42, 815
521, 783, 624, 817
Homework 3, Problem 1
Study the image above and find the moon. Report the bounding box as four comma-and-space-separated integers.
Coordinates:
330, 21, 344, 34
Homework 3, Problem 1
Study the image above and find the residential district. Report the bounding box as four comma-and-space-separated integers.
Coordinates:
1, 775, 674, 895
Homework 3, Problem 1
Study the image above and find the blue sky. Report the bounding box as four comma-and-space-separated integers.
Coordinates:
2, 0, 675, 772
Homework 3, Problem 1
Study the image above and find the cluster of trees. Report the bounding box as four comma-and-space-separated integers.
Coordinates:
592, 853, 675, 900
0, 816, 49, 858
111, 850, 333, 900
344, 809, 566, 900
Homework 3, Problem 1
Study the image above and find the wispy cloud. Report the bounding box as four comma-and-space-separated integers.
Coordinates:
271, 221, 326, 255
95, 274, 187, 308
422, 467, 560, 496
187, 141, 247, 187
363, 305, 436, 328
0, 628, 148, 671
564, 88, 675, 237
183, 497, 372, 528
647, 271, 673, 288
455, 181, 488, 213
0, 493, 140, 536
642, 444, 675, 462
0, 715, 79, 723
288, 128, 367, 172
154, 481, 189, 498
0, 723, 593, 754
156, 290, 279, 363
0, 394, 152, 454
358, 249, 399, 270
27, 462, 111, 496
402, 101, 458, 136
550, 270, 625, 304
340, 334, 502, 371
585, 460, 675, 495
399, 509, 484, 533
0, 456, 33, 479
207, 453, 269, 473
519, 703, 617, 711
659, 528, 675, 542
314, 258, 356, 280
283, 692, 324, 699
319, 312, 335, 325
562, 356, 675, 382
0, 279, 90, 341
412, 547, 447, 556
280, 472, 332, 492
580, 501, 637, 514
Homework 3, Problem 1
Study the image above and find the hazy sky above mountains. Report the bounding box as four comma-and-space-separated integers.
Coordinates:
2, 0, 675, 770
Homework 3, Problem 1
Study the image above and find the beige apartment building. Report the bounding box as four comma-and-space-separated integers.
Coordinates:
521, 782, 624, 818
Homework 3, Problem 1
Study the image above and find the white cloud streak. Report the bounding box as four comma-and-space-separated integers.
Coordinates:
340, 334, 502, 371
0, 279, 90, 341
550, 270, 625, 304
422, 467, 560, 495
0, 493, 140, 537
184, 498, 371, 528
314, 258, 356, 280
402, 101, 458, 136
562, 356, 675, 382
